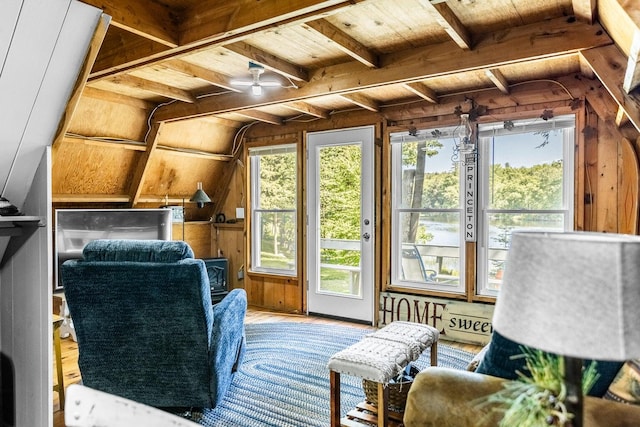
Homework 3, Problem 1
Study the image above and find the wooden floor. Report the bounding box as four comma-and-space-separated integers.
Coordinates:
52, 307, 480, 427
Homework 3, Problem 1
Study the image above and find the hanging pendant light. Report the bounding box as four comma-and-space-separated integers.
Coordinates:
190, 182, 211, 208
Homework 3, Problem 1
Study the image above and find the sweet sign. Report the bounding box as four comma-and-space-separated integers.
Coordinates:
378, 291, 494, 346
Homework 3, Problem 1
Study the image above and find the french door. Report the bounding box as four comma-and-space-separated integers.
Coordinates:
306, 126, 375, 324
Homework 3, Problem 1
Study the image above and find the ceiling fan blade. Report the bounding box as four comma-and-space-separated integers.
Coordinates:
260, 81, 281, 87
230, 80, 253, 86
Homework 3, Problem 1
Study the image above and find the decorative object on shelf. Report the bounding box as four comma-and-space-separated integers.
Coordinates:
190, 182, 211, 208
160, 195, 184, 223
0, 197, 21, 216
451, 98, 485, 163
215, 213, 226, 223
168, 206, 184, 223
490, 231, 640, 427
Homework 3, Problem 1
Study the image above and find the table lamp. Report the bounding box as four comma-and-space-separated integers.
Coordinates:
492, 231, 640, 427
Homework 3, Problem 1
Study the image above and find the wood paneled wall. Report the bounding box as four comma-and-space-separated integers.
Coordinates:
234, 74, 640, 313
53, 72, 640, 314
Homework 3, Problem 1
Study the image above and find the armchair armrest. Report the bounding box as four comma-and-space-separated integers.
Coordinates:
404, 367, 504, 427
404, 367, 640, 427
209, 289, 247, 405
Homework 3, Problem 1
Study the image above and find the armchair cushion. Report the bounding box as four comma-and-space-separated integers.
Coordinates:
475, 331, 623, 397
83, 239, 194, 263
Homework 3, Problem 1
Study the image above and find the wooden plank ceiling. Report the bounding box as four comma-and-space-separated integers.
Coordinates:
75, 0, 639, 123
57, 0, 640, 207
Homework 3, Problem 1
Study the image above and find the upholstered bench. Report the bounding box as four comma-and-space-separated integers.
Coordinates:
328, 322, 439, 427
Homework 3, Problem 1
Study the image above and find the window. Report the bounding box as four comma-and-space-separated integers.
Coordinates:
477, 115, 574, 296
391, 126, 466, 294
390, 114, 574, 297
249, 144, 297, 275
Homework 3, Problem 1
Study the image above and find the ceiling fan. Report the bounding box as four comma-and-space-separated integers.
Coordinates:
230, 62, 281, 96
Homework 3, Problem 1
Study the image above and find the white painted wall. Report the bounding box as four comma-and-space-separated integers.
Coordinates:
0, 1, 102, 425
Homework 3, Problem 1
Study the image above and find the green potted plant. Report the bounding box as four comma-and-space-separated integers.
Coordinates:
478, 348, 599, 426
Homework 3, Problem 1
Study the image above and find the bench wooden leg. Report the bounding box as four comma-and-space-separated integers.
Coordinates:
330, 370, 341, 427
377, 382, 389, 427
53, 320, 65, 409
430, 341, 438, 366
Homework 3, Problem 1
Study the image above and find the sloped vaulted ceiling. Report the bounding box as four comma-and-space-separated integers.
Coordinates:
54, 0, 640, 206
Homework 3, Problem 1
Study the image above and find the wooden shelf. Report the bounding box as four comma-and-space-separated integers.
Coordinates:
0, 216, 43, 236
0, 216, 45, 267
341, 401, 404, 426
213, 222, 244, 230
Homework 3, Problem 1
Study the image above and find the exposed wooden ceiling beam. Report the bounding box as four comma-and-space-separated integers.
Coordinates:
384, 75, 589, 124
110, 74, 197, 103
154, 17, 611, 122
129, 121, 163, 207
339, 93, 379, 112
82, 86, 156, 110
572, 0, 597, 24
616, 106, 631, 127
63, 134, 234, 161
223, 42, 309, 82
234, 109, 284, 125
581, 45, 640, 132
284, 101, 331, 118
624, 30, 640, 93
80, 0, 179, 47
52, 194, 131, 203
157, 146, 234, 161
598, 0, 640, 92
89, 0, 366, 80
568, 75, 619, 124
53, 13, 110, 151
198, 115, 246, 129
305, 19, 378, 67
420, 0, 472, 50
485, 68, 510, 94
162, 59, 242, 93
403, 82, 438, 103
180, 0, 367, 46
91, 31, 171, 78
578, 55, 596, 79
249, 73, 587, 137
63, 135, 145, 151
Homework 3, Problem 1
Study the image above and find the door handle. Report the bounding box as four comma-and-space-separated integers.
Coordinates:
362, 232, 371, 241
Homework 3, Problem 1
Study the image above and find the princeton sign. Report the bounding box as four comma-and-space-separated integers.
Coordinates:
464, 153, 476, 242
378, 292, 494, 346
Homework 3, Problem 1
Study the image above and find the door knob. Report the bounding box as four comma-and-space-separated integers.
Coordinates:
362, 232, 370, 241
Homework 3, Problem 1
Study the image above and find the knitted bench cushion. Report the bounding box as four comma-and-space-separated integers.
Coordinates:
328, 337, 411, 383
368, 321, 439, 361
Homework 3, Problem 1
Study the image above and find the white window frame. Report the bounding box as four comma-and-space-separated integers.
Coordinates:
476, 115, 575, 297
390, 128, 466, 294
248, 144, 298, 276
389, 114, 575, 297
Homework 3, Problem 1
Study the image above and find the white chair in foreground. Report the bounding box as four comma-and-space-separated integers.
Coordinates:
64, 384, 200, 427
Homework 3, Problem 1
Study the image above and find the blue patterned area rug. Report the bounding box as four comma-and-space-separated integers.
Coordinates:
188, 322, 475, 427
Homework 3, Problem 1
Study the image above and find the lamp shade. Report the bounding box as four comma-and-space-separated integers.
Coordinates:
189, 182, 211, 208
492, 231, 640, 361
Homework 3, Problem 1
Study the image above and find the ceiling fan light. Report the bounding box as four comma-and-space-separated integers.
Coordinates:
251, 83, 262, 96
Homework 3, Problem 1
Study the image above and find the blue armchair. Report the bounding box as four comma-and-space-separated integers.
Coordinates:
61, 239, 247, 409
